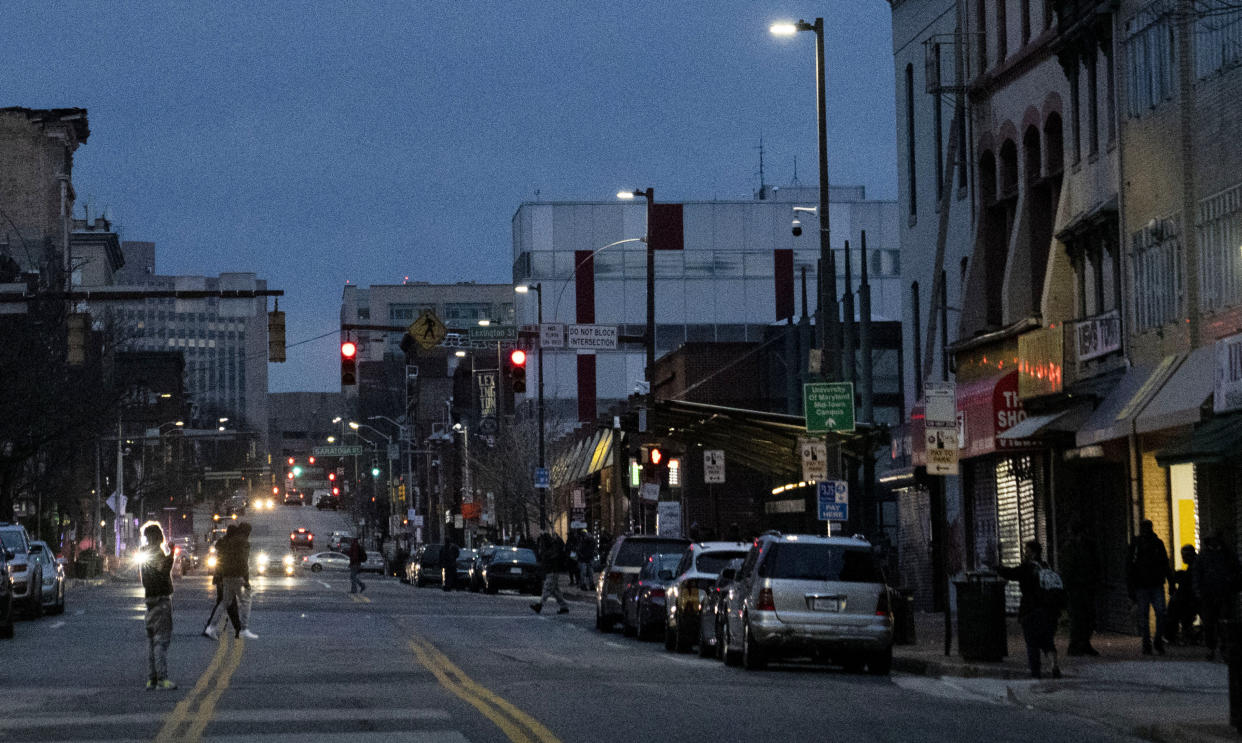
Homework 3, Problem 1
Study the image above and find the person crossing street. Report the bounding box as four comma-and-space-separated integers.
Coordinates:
531, 531, 569, 615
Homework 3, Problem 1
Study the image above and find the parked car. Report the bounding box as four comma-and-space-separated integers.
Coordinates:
301, 551, 350, 572
406, 544, 445, 587
663, 541, 750, 653
478, 546, 540, 594
621, 553, 682, 640
0, 543, 14, 638
697, 558, 744, 659
467, 545, 498, 591
595, 534, 690, 632
451, 549, 477, 588
362, 551, 387, 574
720, 533, 894, 674
0, 523, 44, 617
290, 527, 315, 551
29, 540, 65, 615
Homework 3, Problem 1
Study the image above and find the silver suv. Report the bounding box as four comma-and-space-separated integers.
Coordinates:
721, 532, 894, 674
0, 543, 13, 638
0, 523, 43, 617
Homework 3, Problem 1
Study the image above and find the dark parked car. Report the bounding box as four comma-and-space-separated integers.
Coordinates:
289, 527, 315, 551
697, 558, 743, 658
467, 545, 498, 591
451, 549, 477, 588
621, 553, 682, 640
595, 534, 690, 632
406, 543, 444, 587
478, 546, 540, 594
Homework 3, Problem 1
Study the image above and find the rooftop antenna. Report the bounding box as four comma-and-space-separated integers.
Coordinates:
790, 156, 801, 186
757, 137, 767, 199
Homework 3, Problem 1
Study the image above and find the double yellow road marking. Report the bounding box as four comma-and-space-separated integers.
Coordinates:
408, 635, 561, 743
154, 633, 246, 742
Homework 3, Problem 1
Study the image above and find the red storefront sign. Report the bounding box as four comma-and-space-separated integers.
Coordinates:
956, 370, 1038, 459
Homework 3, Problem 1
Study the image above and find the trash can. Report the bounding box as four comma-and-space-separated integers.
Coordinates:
1227, 619, 1242, 731
954, 572, 1007, 662
893, 588, 917, 646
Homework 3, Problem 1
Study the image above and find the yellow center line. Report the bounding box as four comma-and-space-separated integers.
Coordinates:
154, 633, 233, 742
408, 636, 561, 743
350, 593, 372, 603
182, 635, 247, 741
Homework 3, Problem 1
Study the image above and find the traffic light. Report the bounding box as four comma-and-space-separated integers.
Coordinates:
268, 310, 286, 363
328, 472, 335, 482
371, 459, 381, 478
509, 348, 527, 393
341, 340, 358, 385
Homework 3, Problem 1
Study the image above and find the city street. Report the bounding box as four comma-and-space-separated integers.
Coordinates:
0, 511, 1142, 743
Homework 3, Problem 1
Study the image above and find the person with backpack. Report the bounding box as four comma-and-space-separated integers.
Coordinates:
530, 531, 569, 614
1127, 519, 1172, 656
348, 538, 367, 594
997, 539, 1063, 679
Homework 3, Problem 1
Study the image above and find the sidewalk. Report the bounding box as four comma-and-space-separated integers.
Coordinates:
895, 611, 1237, 742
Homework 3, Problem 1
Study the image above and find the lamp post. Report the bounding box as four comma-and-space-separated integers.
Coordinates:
515, 282, 547, 529
618, 188, 656, 388
772, 18, 839, 381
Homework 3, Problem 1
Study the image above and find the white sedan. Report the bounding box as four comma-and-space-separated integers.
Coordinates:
300, 551, 350, 573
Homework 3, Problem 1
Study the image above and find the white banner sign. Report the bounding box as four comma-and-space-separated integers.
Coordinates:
1075, 310, 1122, 363
656, 501, 682, 537
567, 324, 618, 349
540, 323, 565, 348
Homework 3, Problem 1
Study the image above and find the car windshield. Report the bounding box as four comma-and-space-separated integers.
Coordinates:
695, 551, 748, 575
757, 543, 886, 583
491, 548, 536, 563
614, 539, 688, 567
642, 553, 681, 578
0, 530, 26, 551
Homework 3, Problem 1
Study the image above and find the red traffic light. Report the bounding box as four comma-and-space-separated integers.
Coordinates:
328, 472, 336, 481
308, 456, 315, 465
509, 349, 527, 366
650, 448, 663, 465
341, 341, 357, 359
287, 457, 295, 465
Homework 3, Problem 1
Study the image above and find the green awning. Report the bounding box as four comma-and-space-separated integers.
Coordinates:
1155, 413, 1242, 467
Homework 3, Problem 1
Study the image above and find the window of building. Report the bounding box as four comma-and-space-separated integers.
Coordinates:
1196, 4, 1242, 79
905, 63, 917, 218
1068, 59, 1082, 163
1021, 0, 1032, 45
1198, 182, 1242, 312
996, 0, 1008, 62
358, 307, 370, 320
933, 45, 944, 203
1086, 49, 1100, 156
977, 1, 990, 73
1131, 218, 1182, 331
1124, 2, 1176, 116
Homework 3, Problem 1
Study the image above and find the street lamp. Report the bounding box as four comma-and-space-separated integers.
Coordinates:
617, 188, 657, 389
515, 282, 547, 528
771, 17, 839, 381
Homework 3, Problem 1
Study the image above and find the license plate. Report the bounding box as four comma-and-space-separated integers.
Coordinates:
812, 597, 843, 612
510, 567, 523, 575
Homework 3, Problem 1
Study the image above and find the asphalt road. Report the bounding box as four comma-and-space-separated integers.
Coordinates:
0, 506, 1145, 743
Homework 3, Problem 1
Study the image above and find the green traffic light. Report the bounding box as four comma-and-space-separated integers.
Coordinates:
371, 467, 381, 477
292, 466, 303, 477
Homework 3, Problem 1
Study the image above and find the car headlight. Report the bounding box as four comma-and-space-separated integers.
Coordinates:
207, 555, 218, 569
283, 554, 294, 566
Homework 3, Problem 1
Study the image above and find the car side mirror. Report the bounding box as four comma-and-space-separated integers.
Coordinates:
3, 549, 13, 560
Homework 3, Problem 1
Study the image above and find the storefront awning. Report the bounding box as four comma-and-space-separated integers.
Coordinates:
957, 370, 1040, 458
1075, 355, 1181, 447
1155, 412, 1242, 466
997, 402, 1093, 440
1135, 345, 1214, 434
553, 428, 616, 488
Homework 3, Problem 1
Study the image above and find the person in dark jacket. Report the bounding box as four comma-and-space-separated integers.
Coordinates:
206, 522, 257, 640
1194, 533, 1242, 661
204, 525, 242, 638
140, 521, 177, 690
440, 539, 460, 591
348, 538, 367, 594
1127, 519, 1171, 655
576, 530, 596, 593
530, 531, 568, 614
1166, 544, 1200, 646
997, 540, 1062, 679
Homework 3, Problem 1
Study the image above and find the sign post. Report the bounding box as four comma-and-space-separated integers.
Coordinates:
703, 450, 725, 484
803, 382, 855, 433
816, 480, 848, 533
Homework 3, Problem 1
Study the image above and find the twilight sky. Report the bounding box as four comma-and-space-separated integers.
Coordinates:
4, 1, 896, 392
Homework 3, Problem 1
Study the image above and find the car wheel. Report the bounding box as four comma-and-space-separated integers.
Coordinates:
841, 653, 866, 674
484, 579, 497, 594
867, 646, 893, 676
722, 621, 741, 666
0, 604, 12, 639
741, 618, 767, 670
311, 564, 323, 573
675, 619, 695, 654
29, 588, 44, 619
664, 621, 677, 651
621, 606, 637, 637
697, 624, 715, 658
53, 583, 65, 615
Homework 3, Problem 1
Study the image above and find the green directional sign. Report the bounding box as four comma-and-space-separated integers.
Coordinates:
803, 382, 856, 433
468, 325, 518, 341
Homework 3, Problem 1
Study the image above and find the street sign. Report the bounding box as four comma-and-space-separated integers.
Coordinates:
410, 309, 447, 350
803, 382, 856, 433
925, 428, 960, 475
534, 466, 549, 489
387, 443, 400, 461
703, 450, 725, 484
924, 381, 957, 428
540, 323, 565, 348
567, 324, 618, 349
800, 437, 828, 482
656, 501, 682, 537
817, 480, 849, 521
639, 482, 660, 501
468, 325, 517, 341
313, 445, 364, 456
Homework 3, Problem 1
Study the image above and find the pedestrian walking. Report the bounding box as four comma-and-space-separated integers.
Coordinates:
205, 521, 257, 640
997, 539, 1063, 679
203, 524, 242, 638
530, 531, 569, 614
576, 530, 596, 593
348, 538, 367, 594
1166, 544, 1200, 646
1060, 520, 1101, 656
440, 539, 460, 592
140, 521, 178, 690
1193, 533, 1242, 661
1127, 519, 1172, 655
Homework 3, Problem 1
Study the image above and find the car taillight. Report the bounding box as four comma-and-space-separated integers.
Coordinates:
876, 590, 891, 617
651, 588, 665, 598
756, 587, 775, 611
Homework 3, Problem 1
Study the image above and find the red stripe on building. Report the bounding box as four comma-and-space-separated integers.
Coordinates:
774, 249, 794, 321
577, 354, 596, 423
575, 250, 595, 324
650, 203, 684, 251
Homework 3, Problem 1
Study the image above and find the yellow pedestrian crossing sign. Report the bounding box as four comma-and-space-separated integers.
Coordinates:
409, 310, 447, 350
